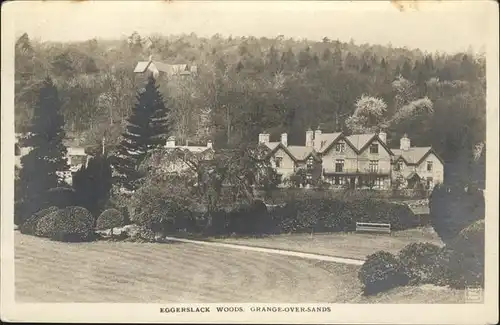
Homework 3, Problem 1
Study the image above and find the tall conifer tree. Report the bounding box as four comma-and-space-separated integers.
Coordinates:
112, 75, 170, 191
15, 77, 68, 224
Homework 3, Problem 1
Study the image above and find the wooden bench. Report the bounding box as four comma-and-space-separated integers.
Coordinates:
355, 222, 391, 234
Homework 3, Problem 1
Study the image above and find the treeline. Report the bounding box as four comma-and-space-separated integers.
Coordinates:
15, 32, 486, 183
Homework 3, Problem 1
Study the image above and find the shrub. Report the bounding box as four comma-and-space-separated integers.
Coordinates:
96, 209, 125, 236
339, 199, 417, 231
72, 155, 113, 217
50, 206, 96, 242
447, 219, 485, 288
358, 251, 408, 295
398, 242, 450, 285
35, 206, 95, 242
35, 210, 61, 238
20, 206, 60, 235
129, 226, 156, 243
45, 187, 76, 208
429, 184, 484, 244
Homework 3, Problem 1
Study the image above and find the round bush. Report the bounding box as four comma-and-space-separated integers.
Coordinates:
35, 206, 95, 242
96, 209, 125, 232
20, 206, 60, 235
52, 206, 95, 242
358, 251, 409, 295
398, 242, 449, 285
35, 210, 61, 238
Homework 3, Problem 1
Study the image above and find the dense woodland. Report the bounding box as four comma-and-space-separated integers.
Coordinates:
15, 32, 486, 185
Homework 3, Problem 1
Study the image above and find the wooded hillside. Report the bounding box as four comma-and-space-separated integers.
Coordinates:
15, 32, 486, 185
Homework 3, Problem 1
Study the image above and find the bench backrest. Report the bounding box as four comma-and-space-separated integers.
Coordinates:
355, 222, 391, 233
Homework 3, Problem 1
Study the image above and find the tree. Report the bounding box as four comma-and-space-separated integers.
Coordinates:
111, 76, 171, 191
72, 154, 113, 217
15, 77, 69, 224
345, 95, 388, 133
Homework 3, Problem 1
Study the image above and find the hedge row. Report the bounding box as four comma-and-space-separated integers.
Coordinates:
270, 197, 418, 235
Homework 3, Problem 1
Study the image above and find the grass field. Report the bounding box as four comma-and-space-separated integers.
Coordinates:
211, 227, 443, 260
15, 231, 464, 303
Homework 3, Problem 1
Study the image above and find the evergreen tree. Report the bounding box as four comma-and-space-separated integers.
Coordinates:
322, 48, 333, 62
112, 75, 170, 191
72, 154, 113, 218
266, 45, 280, 74
401, 60, 412, 79
15, 77, 68, 224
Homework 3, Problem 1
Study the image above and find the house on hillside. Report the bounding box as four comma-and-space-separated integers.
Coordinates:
391, 134, 444, 190
257, 129, 444, 190
133, 56, 198, 78
258, 132, 322, 187
15, 133, 91, 185
145, 136, 215, 175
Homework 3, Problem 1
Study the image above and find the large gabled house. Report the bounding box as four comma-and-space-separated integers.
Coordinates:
133, 56, 198, 79
257, 129, 444, 190
391, 134, 445, 190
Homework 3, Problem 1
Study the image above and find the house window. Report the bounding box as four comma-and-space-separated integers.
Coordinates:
275, 157, 283, 168
375, 177, 384, 188
335, 159, 344, 172
370, 143, 379, 154
335, 142, 346, 153
306, 157, 314, 170
426, 177, 434, 189
427, 161, 433, 171
369, 160, 379, 173
334, 176, 345, 185
394, 161, 404, 171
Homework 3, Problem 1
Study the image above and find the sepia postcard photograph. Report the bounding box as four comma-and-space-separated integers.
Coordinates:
1, 0, 498, 323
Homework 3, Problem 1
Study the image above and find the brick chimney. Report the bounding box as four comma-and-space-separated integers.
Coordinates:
281, 133, 288, 147
258, 133, 270, 145
305, 129, 314, 147
314, 128, 322, 151
400, 134, 411, 151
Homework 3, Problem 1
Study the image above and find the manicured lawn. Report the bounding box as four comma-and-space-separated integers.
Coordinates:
15, 232, 361, 303
14, 231, 464, 304
211, 226, 443, 260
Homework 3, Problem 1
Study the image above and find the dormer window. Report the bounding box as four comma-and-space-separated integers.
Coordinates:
275, 156, 283, 168
394, 161, 404, 171
370, 143, 379, 154
335, 142, 346, 153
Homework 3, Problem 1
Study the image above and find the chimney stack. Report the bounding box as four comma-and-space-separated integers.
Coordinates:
400, 134, 411, 151
305, 129, 314, 147
258, 133, 270, 145
378, 131, 387, 143
314, 128, 322, 151
166, 136, 176, 148
281, 133, 288, 147
207, 140, 213, 149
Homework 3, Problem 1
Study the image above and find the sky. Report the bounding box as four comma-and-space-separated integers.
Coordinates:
4, 0, 496, 54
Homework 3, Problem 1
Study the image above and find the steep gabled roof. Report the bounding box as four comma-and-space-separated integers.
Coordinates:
346, 133, 377, 151
391, 147, 443, 165
315, 132, 342, 153
287, 146, 321, 162
263, 142, 321, 162
320, 132, 393, 156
